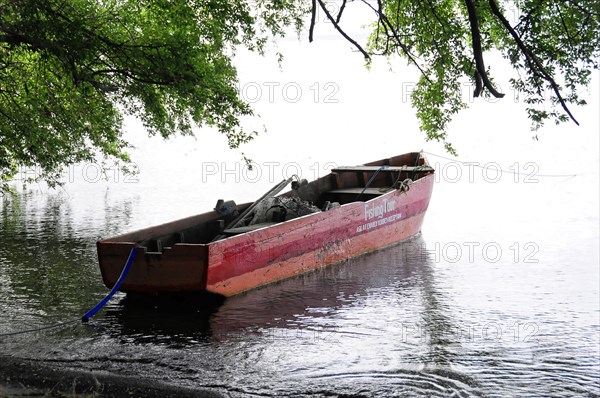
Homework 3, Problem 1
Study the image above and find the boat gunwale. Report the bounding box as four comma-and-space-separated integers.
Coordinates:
97, 152, 434, 247
98, 174, 433, 249
208, 173, 434, 246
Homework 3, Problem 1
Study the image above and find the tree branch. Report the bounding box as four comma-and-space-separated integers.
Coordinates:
463, 0, 505, 98
423, 0, 450, 33
309, 0, 316, 42
474, 70, 483, 97
554, 1, 575, 50
315, 0, 370, 60
360, 0, 432, 83
488, 0, 579, 125
336, 0, 347, 24
567, 0, 600, 18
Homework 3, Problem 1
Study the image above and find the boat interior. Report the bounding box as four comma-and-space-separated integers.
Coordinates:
101, 152, 434, 252
290, 152, 433, 208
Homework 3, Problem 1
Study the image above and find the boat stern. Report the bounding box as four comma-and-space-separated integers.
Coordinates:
97, 241, 209, 294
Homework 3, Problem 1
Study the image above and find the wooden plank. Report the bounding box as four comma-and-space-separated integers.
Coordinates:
223, 222, 278, 235
327, 187, 393, 195
332, 166, 434, 173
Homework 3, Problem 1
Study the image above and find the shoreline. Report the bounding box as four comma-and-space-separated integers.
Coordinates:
0, 356, 226, 397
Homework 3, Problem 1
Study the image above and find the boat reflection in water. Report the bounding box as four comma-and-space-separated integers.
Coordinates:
102, 234, 452, 360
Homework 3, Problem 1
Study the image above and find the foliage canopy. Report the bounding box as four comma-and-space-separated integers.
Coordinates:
309, 0, 598, 153
0, 0, 598, 187
0, 0, 305, 187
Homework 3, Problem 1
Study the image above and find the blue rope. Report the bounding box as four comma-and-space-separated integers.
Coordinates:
81, 246, 138, 322
0, 246, 138, 337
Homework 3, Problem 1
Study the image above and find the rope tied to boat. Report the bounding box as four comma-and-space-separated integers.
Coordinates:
82, 246, 138, 322
0, 246, 138, 338
396, 178, 412, 193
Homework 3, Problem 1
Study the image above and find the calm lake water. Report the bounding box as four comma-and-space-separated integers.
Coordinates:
1, 37, 599, 397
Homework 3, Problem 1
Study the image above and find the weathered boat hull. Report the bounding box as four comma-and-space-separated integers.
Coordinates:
206, 177, 432, 296
97, 152, 434, 297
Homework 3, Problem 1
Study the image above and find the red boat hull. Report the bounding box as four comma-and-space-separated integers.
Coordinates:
206, 176, 432, 295
97, 152, 434, 297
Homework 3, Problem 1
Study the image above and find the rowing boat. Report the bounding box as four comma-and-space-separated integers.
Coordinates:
96, 152, 434, 297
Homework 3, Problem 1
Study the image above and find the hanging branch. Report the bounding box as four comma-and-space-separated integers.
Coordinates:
359, 0, 432, 83
336, 0, 347, 24
313, 0, 371, 60
474, 70, 483, 97
488, 0, 579, 125
309, 0, 316, 42
554, 2, 575, 50
463, 0, 505, 98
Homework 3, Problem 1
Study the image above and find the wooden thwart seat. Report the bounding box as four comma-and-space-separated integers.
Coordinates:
327, 165, 433, 198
